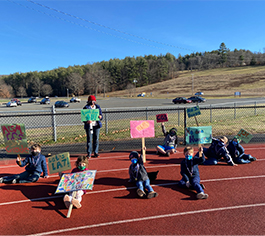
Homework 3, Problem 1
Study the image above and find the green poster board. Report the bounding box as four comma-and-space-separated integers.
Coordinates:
187, 106, 201, 118
48, 152, 71, 174
81, 109, 100, 122
236, 129, 253, 143
1, 123, 29, 154
185, 126, 212, 144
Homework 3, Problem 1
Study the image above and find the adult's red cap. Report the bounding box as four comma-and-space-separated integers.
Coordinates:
88, 95, 96, 102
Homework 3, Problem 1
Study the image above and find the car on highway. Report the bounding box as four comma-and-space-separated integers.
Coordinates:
194, 92, 204, 96
6, 101, 18, 107
70, 97, 81, 103
11, 98, 22, 106
28, 97, 37, 103
55, 101, 69, 108
137, 92, 146, 97
172, 97, 192, 104
40, 97, 50, 104
188, 96, 206, 103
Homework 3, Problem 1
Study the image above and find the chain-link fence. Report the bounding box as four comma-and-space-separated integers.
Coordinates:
1, 104, 265, 157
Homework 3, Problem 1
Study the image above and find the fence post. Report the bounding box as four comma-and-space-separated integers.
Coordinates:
146, 107, 148, 120
210, 104, 212, 123
254, 101, 257, 116
234, 102, 236, 119
52, 105, 57, 142
105, 108, 108, 134
178, 107, 180, 126
184, 108, 187, 145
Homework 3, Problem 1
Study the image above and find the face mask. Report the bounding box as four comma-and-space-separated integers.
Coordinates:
131, 158, 137, 164
232, 141, 238, 146
31, 151, 39, 156
186, 155, 193, 160
78, 165, 86, 171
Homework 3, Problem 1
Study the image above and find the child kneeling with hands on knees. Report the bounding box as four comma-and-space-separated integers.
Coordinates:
178, 146, 208, 199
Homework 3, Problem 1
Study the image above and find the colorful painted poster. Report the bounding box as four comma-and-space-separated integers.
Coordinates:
185, 126, 212, 144
55, 170, 97, 194
48, 152, 71, 174
156, 113, 168, 123
81, 109, 100, 122
236, 129, 253, 143
187, 106, 201, 118
130, 120, 155, 138
1, 123, 29, 154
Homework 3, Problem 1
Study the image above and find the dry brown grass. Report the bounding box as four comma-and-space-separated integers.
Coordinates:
107, 65, 265, 98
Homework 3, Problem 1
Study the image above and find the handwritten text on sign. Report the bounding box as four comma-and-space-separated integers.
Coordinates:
156, 113, 168, 123
1, 124, 29, 154
48, 152, 71, 174
81, 109, 100, 122
55, 170, 97, 194
185, 126, 212, 144
187, 106, 201, 118
236, 129, 253, 143
130, 120, 155, 138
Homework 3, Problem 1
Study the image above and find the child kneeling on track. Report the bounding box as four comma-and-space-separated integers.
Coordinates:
156, 122, 178, 157
227, 136, 257, 164
0, 144, 48, 184
129, 149, 158, 199
178, 146, 208, 199
63, 156, 89, 209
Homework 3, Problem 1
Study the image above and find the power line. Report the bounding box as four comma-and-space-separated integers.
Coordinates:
25, 0, 194, 52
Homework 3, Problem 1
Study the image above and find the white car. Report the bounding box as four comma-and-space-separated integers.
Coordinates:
6, 101, 18, 107
70, 97, 81, 103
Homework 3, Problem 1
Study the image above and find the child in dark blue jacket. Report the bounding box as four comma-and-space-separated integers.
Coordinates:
227, 136, 256, 164
178, 146, 208, 199
129, 149, 158, 199
156, 122, 178, 156
203, 136, 237, 166
0, 144, 48, 184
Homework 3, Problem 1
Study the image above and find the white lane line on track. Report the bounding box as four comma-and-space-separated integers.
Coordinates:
1, 174, 265, 207
29, 202, 265, 236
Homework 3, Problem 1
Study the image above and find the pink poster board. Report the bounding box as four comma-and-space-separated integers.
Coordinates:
130, 120, 155, 138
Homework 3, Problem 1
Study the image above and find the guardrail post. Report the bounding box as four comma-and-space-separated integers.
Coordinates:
52, 105, 57, 142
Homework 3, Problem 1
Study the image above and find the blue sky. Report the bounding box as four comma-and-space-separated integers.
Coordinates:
1, 0, 265, 75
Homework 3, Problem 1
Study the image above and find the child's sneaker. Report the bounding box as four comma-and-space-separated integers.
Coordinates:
147, 191, 158, 199
11, 179, 17, 184
196, 192, 208, 199
63, 194, 71, 209
72, 198, 82, 209
136, 189, 146, 198
166, 152, 170, 157
0, 177, 3, 183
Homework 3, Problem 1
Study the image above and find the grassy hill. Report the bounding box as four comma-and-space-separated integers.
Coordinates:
107, 65, 265, 98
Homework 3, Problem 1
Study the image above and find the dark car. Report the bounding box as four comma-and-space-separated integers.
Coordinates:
188, 96, 206, 103
28, 97, 37, 103
11, 98, 22, 106
40, 98, 50, 104
172, 97, 192, 104
55, 101, 69, 108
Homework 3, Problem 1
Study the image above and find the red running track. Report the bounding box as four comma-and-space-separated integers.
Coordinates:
0, 143, 265, 235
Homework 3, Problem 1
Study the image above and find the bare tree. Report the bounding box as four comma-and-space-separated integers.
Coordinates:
41, 84, 53, 97
66, 73, 84, 96
31, 77, 43, 97
17, 86, 27, 98
0, 81, 13, 98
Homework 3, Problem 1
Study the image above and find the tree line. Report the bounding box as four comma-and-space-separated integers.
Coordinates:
1, 42, 265, 98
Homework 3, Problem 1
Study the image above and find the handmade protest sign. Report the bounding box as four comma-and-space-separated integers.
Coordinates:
156, 113, 168, 123
130, 120, 155, 138
48, 152, 71, 174
236, 129, 253, 143
187, 106, 201, 118
55, 170, 97, 194
130, 120, 155, 163
81, 109, 100, 122
185, 126, 212, 145
1, 123, 29, 154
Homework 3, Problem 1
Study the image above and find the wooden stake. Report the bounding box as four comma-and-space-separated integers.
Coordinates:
142, 137, 146, 163
66, 191, 76, 218
17, 154, 21, 166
